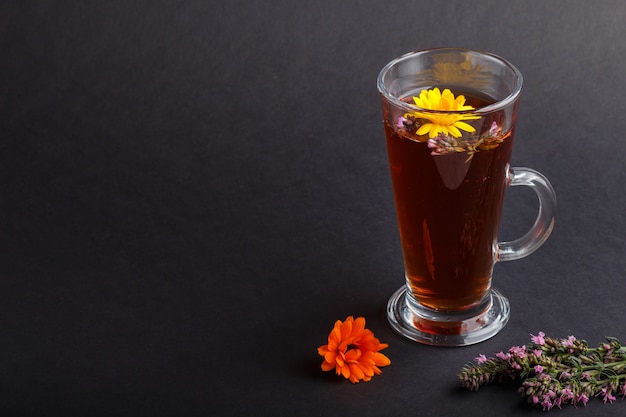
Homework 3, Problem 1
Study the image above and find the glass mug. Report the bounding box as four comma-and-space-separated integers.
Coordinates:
377, 48, 556, 346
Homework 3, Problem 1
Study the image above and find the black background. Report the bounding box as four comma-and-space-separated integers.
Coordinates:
2, 1, 626, 416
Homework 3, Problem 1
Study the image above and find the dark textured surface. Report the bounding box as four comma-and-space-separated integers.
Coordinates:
2, 1, 626, 415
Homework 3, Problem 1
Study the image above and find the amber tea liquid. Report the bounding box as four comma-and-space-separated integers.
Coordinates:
385, 90, 514, 311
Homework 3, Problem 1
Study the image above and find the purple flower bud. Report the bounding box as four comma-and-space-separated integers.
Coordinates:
495, 351, 508, 360
601, 387, 616, 404
474, 354, 487, 364
561, 335, 576, 348
561, 387, 574, 400
541, 396, 554, 410
488, 121, 499, 136
509, 345, 527, 357
531, 332, 546, 346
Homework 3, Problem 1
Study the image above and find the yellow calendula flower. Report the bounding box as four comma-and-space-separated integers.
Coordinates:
407, 88, 481, 138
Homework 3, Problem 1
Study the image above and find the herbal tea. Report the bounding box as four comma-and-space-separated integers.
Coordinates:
384, 89, 514, 311
380, 48, 555, 345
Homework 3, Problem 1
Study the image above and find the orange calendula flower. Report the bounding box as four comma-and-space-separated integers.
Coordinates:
407, 87, 481, 138
317, 316, 391, 383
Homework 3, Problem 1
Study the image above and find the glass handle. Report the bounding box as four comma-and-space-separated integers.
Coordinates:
497, 167, 557, 262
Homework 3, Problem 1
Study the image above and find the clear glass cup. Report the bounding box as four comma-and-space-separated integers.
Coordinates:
377, 48, 556, 346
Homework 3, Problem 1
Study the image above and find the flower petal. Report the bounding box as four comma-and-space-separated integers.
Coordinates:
340, 317, 353, 340
360, 364, 375, 377
341, 364, 350, 379
373, 352, 392, 367
348, 373, 360, 384
321, 361, 336, 372
353, 317, 366, 336
417, 123, 433, 136
430, 88, 442, 104
335, 354, 344, 367
454, 121, 476, 133
330, 323, 342, 342
429, 125, 445, 138
349, 363, 365, 381
447, 125, 462, 138
327, 338, 337, 351
344, 349, 362, 362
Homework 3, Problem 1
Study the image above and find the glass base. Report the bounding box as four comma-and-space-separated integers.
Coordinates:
386, 286, 510, 346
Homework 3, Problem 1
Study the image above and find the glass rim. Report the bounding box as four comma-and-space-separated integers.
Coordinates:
376, 47, 523, 115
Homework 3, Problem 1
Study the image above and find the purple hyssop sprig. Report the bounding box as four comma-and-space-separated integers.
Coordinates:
459, 333, 626, 410
396, 115, 510, 160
